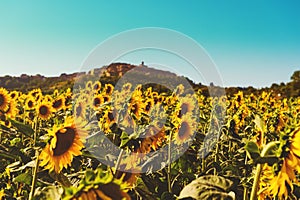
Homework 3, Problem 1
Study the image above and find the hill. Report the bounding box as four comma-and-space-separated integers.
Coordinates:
0, 63, 299, 97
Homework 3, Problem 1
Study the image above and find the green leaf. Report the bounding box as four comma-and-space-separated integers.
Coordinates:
13, 173, 32, 185
9, 118, 34, 136
245, 141, 260, 159
120, 132, 129, 147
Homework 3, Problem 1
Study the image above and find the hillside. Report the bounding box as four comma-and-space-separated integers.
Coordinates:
0, 63, 299, 97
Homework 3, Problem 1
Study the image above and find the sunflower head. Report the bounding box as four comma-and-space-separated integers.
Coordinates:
0, 87, 11, 112
93, 81, 102, 92
63, 168, 131, 200
40, 117, 87, 173
174, 115, 197, 145
105, 83, 114, 95
5, 99, 18, 119
36, 101, 53, 120
176, 95, 196, 118
52, 95, 65, 111
9, 91, 20, 100
25, 96, 36, 110
92, 94, 103, 109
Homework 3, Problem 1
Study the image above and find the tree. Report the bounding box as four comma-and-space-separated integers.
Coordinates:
291, 70, 300, 82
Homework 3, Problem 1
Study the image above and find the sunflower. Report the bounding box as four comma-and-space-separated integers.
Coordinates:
93, 81, 102, 92
9, 91, 19, 100
25, 96, 36, 110
5, 99, 18, 119
136, 123, 166, 155
92, 94, 103, 109
174, 115, 196, 145
257, 164, 273, 200
269, 160, 293, 199
144, 99, 154, 114
0, 87, 11, 112
105, 83, 114, 95
29, 88, 42, 101
122, 83, 132, 93
40, 117, 87, 173
85, 80, 93, 90
129, 98, 144, 119
63, 168, 131, 200
102, 94, 111, 103
0, 188, 5, 200
69, 186, 131, 200
269, 127, 300, 199
176, 95, 196, 118
119, 112, 135, 135
36, 101, 53, 120
52, 95, 65, 111
73, 100, 86, 119
64, 88, 73, 109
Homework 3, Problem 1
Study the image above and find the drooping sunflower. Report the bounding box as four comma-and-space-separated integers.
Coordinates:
0, 87, 11, 112
257, 164, 273, 200
269, 127, 300, 199
36, 101, 53, 120
40, 117, 87, 173
269, 160, 293, 199
174, 115, 197, 145
63, 169, 131, 200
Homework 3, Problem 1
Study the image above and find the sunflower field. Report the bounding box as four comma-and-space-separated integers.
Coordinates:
0, 79, 300, 200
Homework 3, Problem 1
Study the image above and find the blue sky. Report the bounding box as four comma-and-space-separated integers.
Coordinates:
0, 1, 299, 87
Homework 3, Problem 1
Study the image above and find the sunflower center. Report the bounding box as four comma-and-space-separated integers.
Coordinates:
180, 103, 189, 115
178, 122, 190, 139
28, 100, 33, 108
53, 127, 76, 156
93, 98, 101, 106
76, 104, 82, 117
106, 86, 112, 94
103, 96, 109, 102
39, 105, 49, 115
94, 84, 100, 90
53, 99, 62, 108
0, 94, 5, 106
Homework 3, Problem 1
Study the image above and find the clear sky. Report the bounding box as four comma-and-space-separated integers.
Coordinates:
0, 1, 299, 88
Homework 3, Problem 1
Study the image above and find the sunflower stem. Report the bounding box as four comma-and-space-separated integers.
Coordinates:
115, 149, 124, 174
249, 141, 279, 200
29, 150, 39, 200
243, 154, 248, 200
167, 131, 172, 193
29, 117, 39, 200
